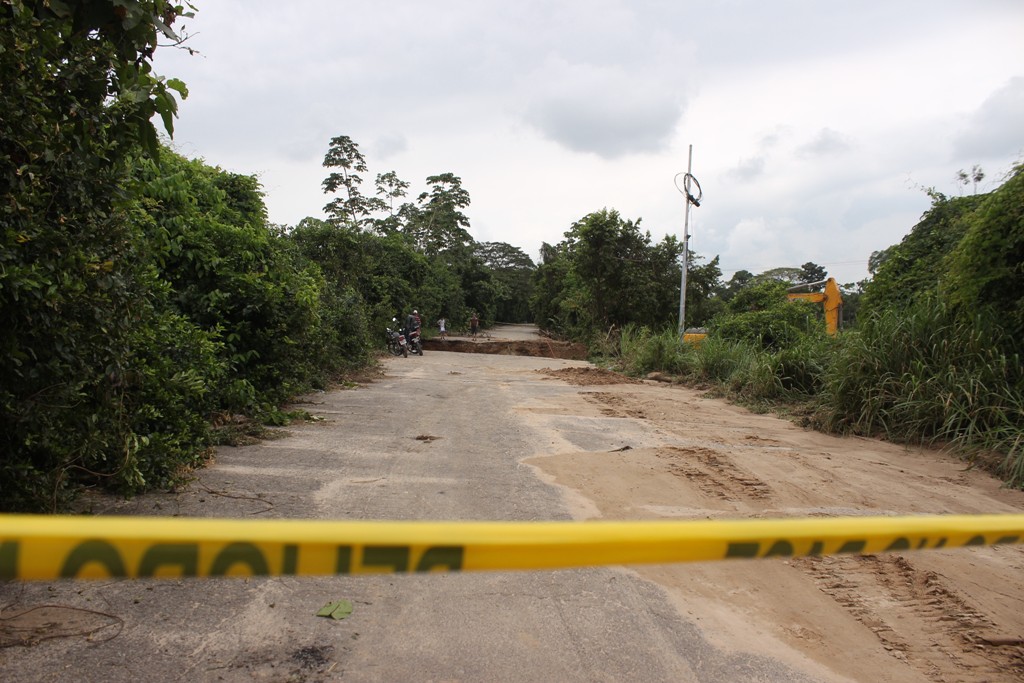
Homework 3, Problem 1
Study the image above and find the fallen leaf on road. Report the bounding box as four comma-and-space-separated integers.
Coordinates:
316, 599, 353, 620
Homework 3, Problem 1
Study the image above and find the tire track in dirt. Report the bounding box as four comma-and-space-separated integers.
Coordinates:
793, 554, 1024, 681
654, 445, 772, 502
583, 391, 649, 420
580, 390, 771, 502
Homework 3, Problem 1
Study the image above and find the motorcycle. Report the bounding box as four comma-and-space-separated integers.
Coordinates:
405, 325, 424, 356
386, 322, 408, 358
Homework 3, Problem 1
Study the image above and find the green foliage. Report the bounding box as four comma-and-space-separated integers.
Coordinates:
137, 151, 332, 407
616, 325, 691, 376
685, 337, 784, 403
713, 281, 823, 350
685, 253, 725, 328
605, 171, 1024, 488
941, 165, 1024, 354
289, 218, 425, 332
374, 171, 411, 225
859, 192, 985, 318
797, 262, 828, 284
755, 266, 804, 284
719, 269, 753, 303
530, 209, 714, 340
776, 333, 834, 395
838, 169, 1024, 485
817, 297, 1024, 485
121, 301, 225, 492
2, 29, 548, 511
0, 1, 199, 510
531, 242, 571, 332
474, 242, 536, 322
311, 136, 507, 334
409, 173, 474, 257
322, 135, 386, 228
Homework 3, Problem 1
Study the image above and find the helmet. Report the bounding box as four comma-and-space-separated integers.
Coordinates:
413, 309, 418, 314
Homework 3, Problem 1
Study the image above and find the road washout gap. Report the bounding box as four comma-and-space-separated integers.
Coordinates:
422, 338, 588, 360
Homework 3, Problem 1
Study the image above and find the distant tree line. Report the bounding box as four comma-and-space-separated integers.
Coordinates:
576, 168, 1024, 487
529, 207, 848, 344
0, 2, 537, 510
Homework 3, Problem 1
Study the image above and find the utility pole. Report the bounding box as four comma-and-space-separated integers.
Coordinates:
676, 145, 700, 340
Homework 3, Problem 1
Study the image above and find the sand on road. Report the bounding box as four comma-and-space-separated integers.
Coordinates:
527, 364, 1024, 682
2, 325, 1022, 682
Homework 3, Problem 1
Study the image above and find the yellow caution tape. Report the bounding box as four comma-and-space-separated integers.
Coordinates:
1, 513, 1021, 580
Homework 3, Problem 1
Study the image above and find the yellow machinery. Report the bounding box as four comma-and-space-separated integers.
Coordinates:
682, 330, 706, 345
681, 277, 844, 345
787, 277, 843, 336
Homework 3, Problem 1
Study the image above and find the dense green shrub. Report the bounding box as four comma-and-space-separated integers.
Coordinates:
942, 165, 1024, 356
859, 193, 984, 319
0, 1, 197, 510
137, 153, 332, 407
776, 334, 834, 395
818, 297, 1024, 485
120, 302, 225, 493
616, 325, 692, 376
711, 281, 823, 351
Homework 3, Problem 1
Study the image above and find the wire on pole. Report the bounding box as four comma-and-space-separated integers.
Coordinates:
674, 172, 702, 207
675, 145, 702, 339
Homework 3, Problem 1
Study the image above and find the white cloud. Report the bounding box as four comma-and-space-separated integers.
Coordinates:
372, 133, 409, 161
152, 0, 1024, 288
954, 77, 1024, 160
797, 128, 854, 158
725, 157, 766, 182
523, 56, 687, 159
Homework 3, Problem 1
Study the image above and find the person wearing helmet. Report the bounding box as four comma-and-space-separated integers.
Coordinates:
405, 309, 421, 332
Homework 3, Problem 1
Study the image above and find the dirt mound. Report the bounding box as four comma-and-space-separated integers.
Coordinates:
540, 367, 641, 385
423, 338, 587, 359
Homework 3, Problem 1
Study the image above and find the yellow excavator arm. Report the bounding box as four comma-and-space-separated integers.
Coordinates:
787, 277, 843, 336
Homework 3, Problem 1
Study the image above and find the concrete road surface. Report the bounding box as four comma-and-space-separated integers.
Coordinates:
0, 331, 820, 682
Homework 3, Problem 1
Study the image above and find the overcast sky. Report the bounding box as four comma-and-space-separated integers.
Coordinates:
154, 1, 1024, 285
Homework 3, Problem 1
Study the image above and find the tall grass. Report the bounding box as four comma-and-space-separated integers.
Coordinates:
818, 297, 1024, 486
613, 326, 803, 403
610, 308, 1024, 487
616, 324, 693, 375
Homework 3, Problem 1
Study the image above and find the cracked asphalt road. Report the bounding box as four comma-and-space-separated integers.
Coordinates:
0, 326, 824, 682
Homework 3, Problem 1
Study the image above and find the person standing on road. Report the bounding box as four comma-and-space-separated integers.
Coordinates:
406, 309, 421, 333
437, 317, 447, 340
470, 312, 479, 337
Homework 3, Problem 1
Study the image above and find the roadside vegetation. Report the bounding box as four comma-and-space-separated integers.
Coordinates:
1, 2, 535, 511
579, 172, 1024, 487
3, 2, 1020, 511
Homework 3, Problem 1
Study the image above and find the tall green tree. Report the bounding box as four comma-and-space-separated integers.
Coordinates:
475, 242, 536, 322
322, 135, 385, 228
530, 209, 713, 338
372, 170, 411, 235
756, 266, 804, 284
720, 269, 754, 302
407, 172, 473, 257
798, 261, 828, 284
531, 242, 571, 331
1, 0, 196, 509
